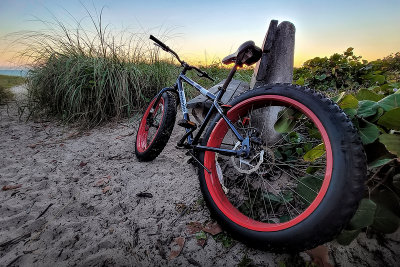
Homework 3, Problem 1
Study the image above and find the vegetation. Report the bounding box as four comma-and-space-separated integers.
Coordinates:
291, 49, 400, 245
0, 74, 25, 104
333, 82, 400, 245
293, 48, 399, 93
13, 8, 251, 126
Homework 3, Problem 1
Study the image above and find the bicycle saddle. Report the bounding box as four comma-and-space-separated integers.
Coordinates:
222, 41, 262, 66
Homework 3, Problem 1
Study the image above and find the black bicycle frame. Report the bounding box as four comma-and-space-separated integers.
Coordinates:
151, 65, 250, 158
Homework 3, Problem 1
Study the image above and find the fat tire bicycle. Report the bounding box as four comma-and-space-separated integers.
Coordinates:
135, 35, 367, 252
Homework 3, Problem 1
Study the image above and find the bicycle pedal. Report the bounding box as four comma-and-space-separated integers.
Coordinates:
177, 119, 197, 129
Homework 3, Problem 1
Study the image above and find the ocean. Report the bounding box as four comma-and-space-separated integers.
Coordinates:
0, 69, 28, 77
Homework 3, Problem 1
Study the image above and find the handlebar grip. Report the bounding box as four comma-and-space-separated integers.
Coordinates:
149, 35, 169, 52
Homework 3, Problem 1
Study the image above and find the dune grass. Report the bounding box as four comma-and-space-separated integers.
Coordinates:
0, 74, 26, 104
12, 6, 254, 127
0, 74, 26, 89
12, 7, 180, 125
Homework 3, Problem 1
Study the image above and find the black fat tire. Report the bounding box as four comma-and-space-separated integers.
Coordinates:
197, 84, 367, 252
135, 92, 177, 161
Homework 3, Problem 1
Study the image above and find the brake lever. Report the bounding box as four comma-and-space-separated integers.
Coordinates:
198, 72, 215, 82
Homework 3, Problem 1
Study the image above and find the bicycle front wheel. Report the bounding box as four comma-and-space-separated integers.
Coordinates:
197, 84, 366, 252
135, 91, 176, 161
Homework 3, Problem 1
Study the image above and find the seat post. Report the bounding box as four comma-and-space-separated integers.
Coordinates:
221, 64, 239, 92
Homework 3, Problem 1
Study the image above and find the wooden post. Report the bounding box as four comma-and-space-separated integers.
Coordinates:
250, 20, 296, 88
187, 20, 296, 127
250, 20, 296, 144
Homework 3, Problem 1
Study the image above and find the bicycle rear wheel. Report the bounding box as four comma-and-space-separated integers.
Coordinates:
197, 84, 366, 252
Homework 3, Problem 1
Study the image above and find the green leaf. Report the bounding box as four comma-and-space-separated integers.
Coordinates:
336, 229, 361, 246
332, 92, 346, 103
281, 191, 294, 203
370, 74, 385, 85
357, 100, 380, 118
377, 108, 400, 130
378, 94, 400, 111
307, 125, 321, 139
343, 108, 357, 118
303, 143, 325, 162
359, 120, 380, 144
356, 89, 384, 101
274, 109, 297, 133
379, 134, 400, 156
315, 73, 327, 81
338, 94, 358, 109
296, 175, 323, 204
263, 192, 293, 204
287, 132, 302, 143
195, 231, 207, 240
371, 203, 400, 234
263, 192, 282, 203
349, 199, 377, 229
295, 77, 305, 86
369, 107, 384, 122
296, 147, 304, 156
368, 158, 393, 169
304, 143, 313, 152
214, 233, 234, 248
306, 166, 320, 174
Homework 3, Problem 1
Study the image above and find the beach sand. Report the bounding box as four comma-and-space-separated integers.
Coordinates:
0, 86, 398, 266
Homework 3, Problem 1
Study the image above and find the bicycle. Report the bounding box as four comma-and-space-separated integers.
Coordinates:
135, 35, 366, 252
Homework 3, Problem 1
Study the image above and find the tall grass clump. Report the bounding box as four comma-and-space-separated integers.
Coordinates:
0, 74, 26, 104
0, 85, 13, 104
15, 7, 178, 126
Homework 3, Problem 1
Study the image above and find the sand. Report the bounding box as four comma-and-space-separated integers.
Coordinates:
0, 86, 399, 266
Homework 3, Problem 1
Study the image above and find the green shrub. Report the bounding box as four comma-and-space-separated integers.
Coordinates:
293, 48, 400, 93
292, 48, 400, 244
333, 85, 400, 245
16, 8, 253, 126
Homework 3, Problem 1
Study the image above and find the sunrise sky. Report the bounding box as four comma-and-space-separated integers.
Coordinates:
0, 0, 399, 68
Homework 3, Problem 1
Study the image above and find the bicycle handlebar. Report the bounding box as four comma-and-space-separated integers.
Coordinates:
150, 35, 184, 64
149, 35, 169, 52
149, 35, 214, 82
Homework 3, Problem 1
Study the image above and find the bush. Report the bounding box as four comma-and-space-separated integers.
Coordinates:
293, 48, 400, 93
292, 49, 400, 244
333, 85, 400, 245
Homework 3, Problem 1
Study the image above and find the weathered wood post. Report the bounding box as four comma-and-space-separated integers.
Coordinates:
187, 20, 296, 128
250, 20, 295, 88
250, 20, 296, 144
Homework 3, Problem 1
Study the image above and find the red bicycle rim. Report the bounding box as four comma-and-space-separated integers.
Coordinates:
203, 95, 333, 231
136, 97, 165, 153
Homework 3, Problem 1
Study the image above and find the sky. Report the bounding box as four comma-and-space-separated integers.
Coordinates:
0, 0, 399, 68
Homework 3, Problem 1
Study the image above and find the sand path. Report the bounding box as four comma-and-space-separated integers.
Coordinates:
0, 86, 398, 266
